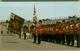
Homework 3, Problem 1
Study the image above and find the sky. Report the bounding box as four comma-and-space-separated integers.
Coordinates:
0, 2, 80, 21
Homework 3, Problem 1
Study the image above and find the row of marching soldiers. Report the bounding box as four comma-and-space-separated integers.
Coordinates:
31, 18, 80, 47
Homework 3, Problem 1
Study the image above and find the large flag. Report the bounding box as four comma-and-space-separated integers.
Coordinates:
33, 5, 37, 24
8, 12, 25, 34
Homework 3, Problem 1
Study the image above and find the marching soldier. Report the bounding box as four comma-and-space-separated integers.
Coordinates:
61, 20, 66, 45
75, 18, 80, 47
65, 21, 70, 45
69, 20, 75, 46
58, 22, 62, 44
52, 24, 56, 43
48, 24, 51, 42
49, 24, 53, 42
55, 21, 59, 43
45, 24, 49, 41
41, 25, 45, 41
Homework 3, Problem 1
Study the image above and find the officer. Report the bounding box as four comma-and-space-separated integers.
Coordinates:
75, 18, 80, 47
32, 23, 37, 43
37, 20, 43, 44
61, 20, 66, 45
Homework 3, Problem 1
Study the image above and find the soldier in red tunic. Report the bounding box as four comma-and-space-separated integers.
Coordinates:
58, 22, 62, 44
65, 21, 70, 45
61, 20, 66, 45
32, 22, 37, 43
75, 18, 80, 47
37, 20, 42, 44
52, 24, 56, 43
69, 20, 75, 46
55, 21, 59, 43
23, 28, 27, 40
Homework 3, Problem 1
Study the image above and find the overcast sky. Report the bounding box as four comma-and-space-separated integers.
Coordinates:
0, 2, 80, 21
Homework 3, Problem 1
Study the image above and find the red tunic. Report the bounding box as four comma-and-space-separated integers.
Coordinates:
65, 26, 70, 34
61, 24, 66, 33
58, 26, 62, 34
55, 25, 59, 34
69, 24, 74, 34
74, 24, 80, 34
37, 25, 42, 34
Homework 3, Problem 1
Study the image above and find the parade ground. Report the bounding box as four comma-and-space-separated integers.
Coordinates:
0, 34, 80, 51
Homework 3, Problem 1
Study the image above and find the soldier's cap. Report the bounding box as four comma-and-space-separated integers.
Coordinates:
56, 21, 58, 23
39, 20, 42, 23
76, 18, 80, 21
71, 20, 74, 22
67, 21, 70, 23
62, 20, 65, 22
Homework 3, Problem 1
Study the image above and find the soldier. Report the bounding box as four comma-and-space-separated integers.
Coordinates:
52, 24, 56, 43
61, 20, 66, 45
58, 22, 62, 44
48, 24, 51, 42
49, 24, 53, 42
23, 28, 27, 40
75, 18, 80, 47
65, 21, 70, 45
69, 20, 75, 46
55, 21, 59, 43
45, 24, 49, 41
37, 20, 43, 44
32, 23, 37, 43
42, 25, 45, 41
